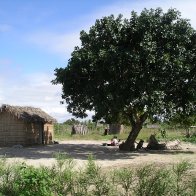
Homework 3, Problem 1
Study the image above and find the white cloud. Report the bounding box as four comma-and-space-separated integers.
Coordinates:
0, 71, 63, 122
0, 70, 93, 123
26, 0, 196, 59
26, 32, 81, 58
0, 57, 94, 122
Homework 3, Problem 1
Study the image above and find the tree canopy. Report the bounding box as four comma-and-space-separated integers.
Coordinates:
63, 118, 80, 125
52, 8, 196, 150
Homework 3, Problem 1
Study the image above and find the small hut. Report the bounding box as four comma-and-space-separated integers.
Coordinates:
0, 104, 57, 146
109, 124, 124, 134
71, 124, 88, 135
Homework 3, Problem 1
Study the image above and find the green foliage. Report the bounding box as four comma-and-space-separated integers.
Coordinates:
52, 8, 196, 148
113, 168, 134, 195
159, 127, 167, 139
84, 154, 100, 178
64, 118, 80, 125
51, 152, 76, 195
135, 165, 171, 196
0, 158, 18, 196
54, 121, 106, 141
53, 152, 74, 171
0, 157, 195, 195
75, 155, 115, 196
52, 7, 195, 125
53, 122, 196, 144
14, 165, 53, 196
54, 123, 71, 134
171, 161, 194, 196
182, 135, 196, 143
168, 113, 196, 139
191, 177, 196, 196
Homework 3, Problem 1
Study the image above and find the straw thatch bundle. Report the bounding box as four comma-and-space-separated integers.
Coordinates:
0, 104, 57, 123
71, 124, 88, 135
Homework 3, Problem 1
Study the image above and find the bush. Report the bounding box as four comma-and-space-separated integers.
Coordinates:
182, 135, 196, 143
134, 165, 171, 196
171, 161, 194, 196
14, 165, 53, 196
0, 158, 21, 196
0, 156, 195, 195
51, 152, 76, 195
113, 168, 134, 195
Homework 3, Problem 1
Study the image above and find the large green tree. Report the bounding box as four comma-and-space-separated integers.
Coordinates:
52, 8, 196, 150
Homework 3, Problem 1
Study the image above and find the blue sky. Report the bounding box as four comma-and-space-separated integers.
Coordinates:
0, 0, 196, 122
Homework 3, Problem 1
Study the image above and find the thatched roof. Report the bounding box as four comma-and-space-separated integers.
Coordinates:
0, 104, 57, 123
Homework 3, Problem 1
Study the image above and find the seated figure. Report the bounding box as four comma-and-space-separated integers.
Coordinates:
111, 136, 119, 146
136, 139, 144, 150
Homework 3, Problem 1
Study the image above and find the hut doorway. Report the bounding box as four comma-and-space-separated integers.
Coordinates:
39, 123, 44, 144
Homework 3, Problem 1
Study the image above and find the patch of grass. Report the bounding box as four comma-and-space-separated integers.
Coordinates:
54, 123, 196, 144
182, 135, 196, 143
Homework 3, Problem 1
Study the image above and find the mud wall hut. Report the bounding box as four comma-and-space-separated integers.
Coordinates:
0, 104, 57, 146
109, 124, 124, 134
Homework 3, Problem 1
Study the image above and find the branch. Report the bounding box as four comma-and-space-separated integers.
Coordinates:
140, 112, 148, 123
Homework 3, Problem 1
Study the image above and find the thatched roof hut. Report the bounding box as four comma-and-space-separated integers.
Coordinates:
0, 104, 57, 146
0, 104, 57, 123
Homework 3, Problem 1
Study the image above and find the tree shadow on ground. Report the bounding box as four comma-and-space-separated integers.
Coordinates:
142, 149, 194, 155
0, 143, 141, 161
0, 143, 194, 162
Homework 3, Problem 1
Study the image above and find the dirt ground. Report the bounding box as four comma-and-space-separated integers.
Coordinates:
0, 140, 196, 170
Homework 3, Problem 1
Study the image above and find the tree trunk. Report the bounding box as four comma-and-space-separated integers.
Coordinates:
185, 128, 190, 138
119, 111, 147, 151
119, 122, 143, 151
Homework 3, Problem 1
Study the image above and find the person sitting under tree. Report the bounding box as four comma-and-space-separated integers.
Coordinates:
111, 136, 119, 146
136, 139, 144, 150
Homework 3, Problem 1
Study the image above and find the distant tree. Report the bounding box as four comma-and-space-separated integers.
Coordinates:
52, 8, 196, 150
64, 118, 80, 125
169, 114, 196, 137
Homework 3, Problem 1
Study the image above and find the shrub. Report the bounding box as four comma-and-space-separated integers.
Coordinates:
0, 156, 195, 195
0, 158, 21, 196
14, 165, 53, 196
51, 152, 76, 195
76, 155, 115, 196
171, 161, 194, 196
134, 165, 171, 196
113, 168, 134, 195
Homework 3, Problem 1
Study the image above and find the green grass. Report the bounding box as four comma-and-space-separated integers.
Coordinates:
54, 124, 196, 143
182, 135, 196, 143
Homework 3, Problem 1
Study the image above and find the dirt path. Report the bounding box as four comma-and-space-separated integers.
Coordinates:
0, 140, 195, 170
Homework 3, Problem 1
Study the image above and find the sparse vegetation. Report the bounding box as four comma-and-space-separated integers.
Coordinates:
54, 122, 196, 143
0, 155, 195, 195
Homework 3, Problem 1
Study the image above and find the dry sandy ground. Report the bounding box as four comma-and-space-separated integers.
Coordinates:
0, 140, 196, 170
